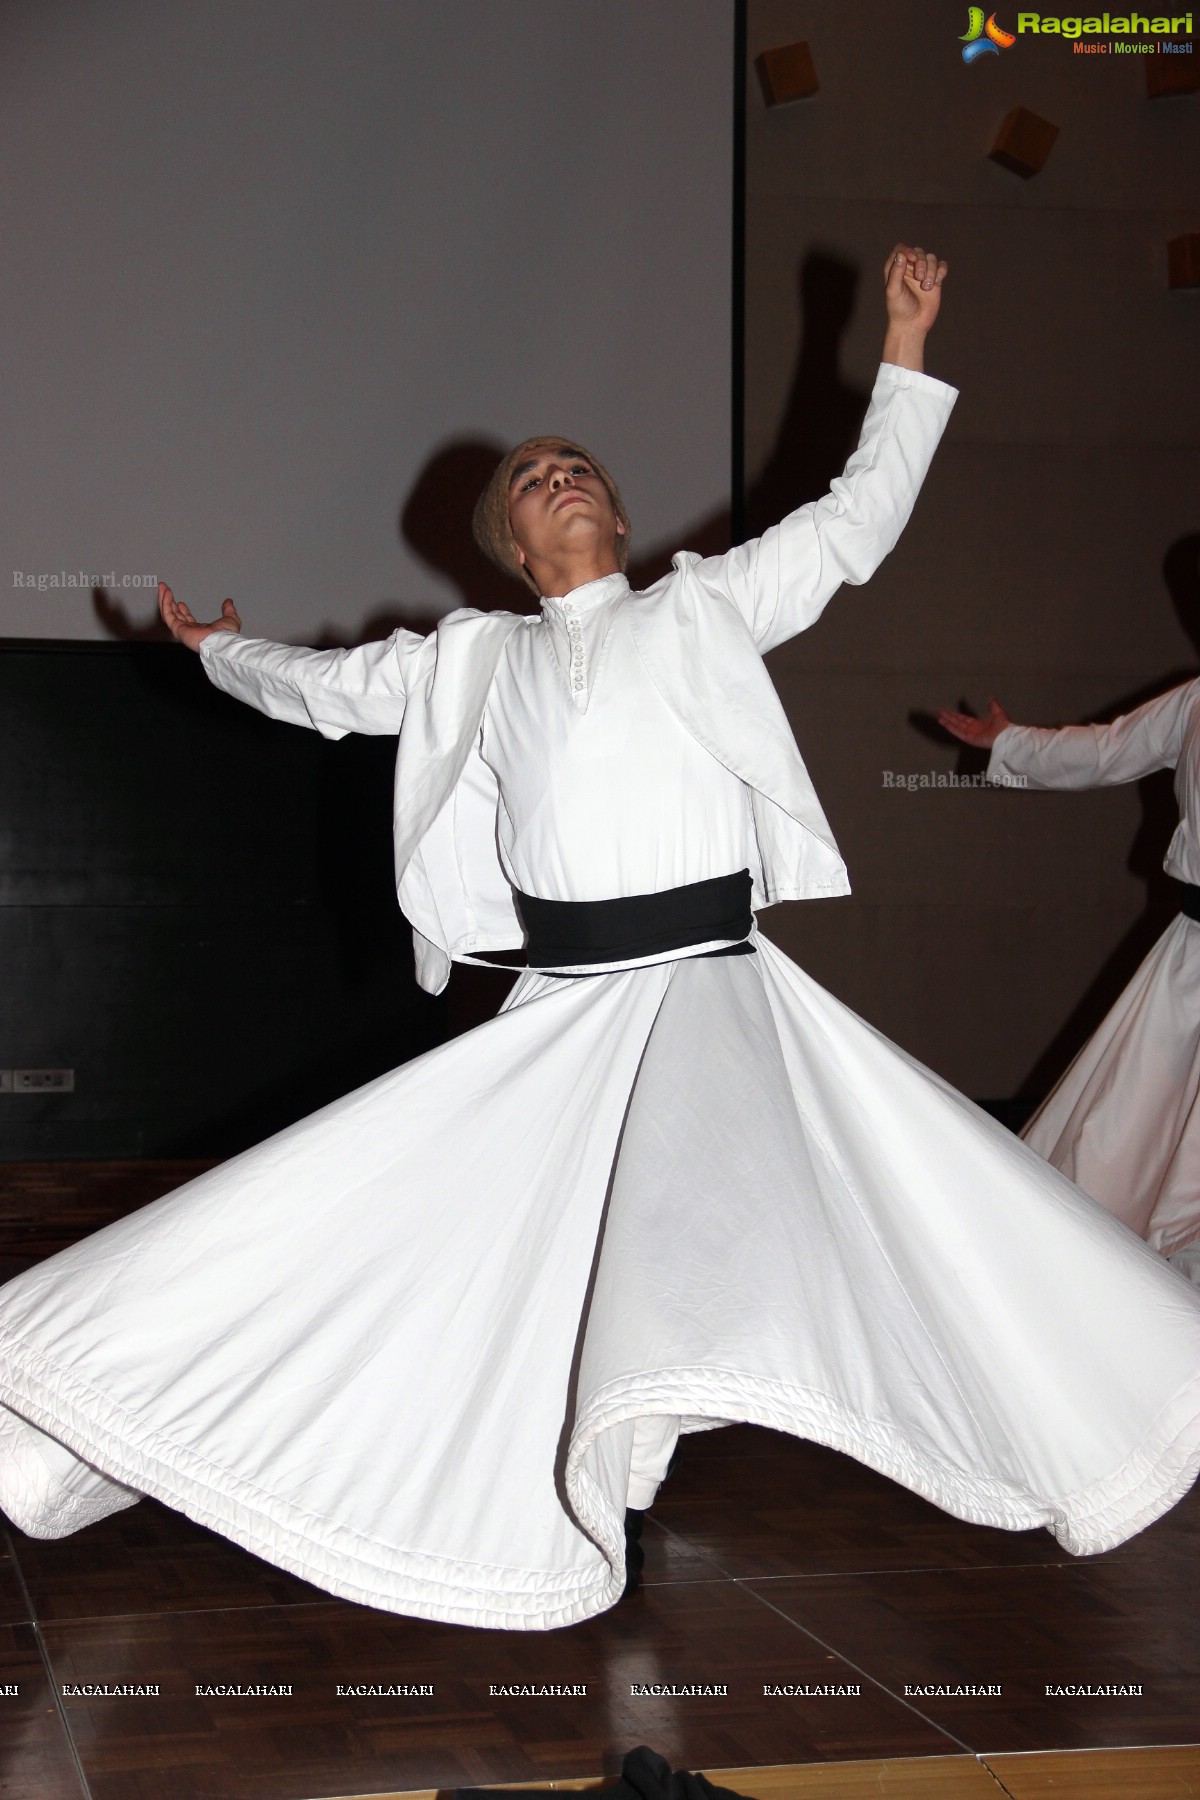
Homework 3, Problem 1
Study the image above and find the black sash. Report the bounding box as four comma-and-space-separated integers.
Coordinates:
515, 869, 755, 971
1179, 882, 1200, 923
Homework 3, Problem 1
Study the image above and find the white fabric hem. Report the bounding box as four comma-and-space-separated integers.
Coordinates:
6, 1336, 1198, 1636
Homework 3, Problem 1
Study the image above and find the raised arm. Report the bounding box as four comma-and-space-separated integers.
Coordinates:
707, 245, 957, 654
938, 684, 1197, 789
159, 581, 421, 739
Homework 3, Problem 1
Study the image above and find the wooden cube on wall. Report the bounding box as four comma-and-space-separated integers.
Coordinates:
988, 106, 1059, 178
756, 41, 819, 107
1146, 46, 1199, 97
1167, 235, 1200, 289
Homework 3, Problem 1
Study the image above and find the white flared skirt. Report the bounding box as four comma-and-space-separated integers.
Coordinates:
1023, 912, 1200, 1265
2, 937, 1199, 1630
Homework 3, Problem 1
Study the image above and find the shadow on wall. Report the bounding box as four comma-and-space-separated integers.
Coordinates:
93, 584, 172, 642
744, 249, 871, 538
358, 250, 864, 630
94, 245, 864, 648
392, 430, 735, 632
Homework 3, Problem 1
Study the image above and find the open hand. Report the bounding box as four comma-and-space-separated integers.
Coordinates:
159, 581, 241, 652
937, 697, 1011, 750
885, 243, 948, 335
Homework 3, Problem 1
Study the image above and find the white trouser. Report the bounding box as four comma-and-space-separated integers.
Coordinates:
627, 1414, 680, 1510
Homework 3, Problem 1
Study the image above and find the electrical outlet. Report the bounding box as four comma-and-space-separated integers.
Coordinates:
12, 1069, 75, 1093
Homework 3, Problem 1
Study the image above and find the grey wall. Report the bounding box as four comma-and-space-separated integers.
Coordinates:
3, 0, 732, 644
744, 0, 1199, 1101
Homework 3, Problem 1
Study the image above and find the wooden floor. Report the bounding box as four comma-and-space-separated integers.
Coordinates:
1, 1164, 1198, 1800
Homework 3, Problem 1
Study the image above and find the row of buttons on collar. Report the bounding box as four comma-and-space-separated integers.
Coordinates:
564, 599, 584, 691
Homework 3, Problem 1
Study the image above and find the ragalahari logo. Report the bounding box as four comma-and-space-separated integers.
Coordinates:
961, 7, 1018, 58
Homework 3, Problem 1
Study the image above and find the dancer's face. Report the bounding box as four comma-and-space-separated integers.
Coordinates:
506, 445, 624, 575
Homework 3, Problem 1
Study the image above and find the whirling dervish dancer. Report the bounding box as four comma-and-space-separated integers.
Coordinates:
2, 248, 1200, 1633
940, 680, 1200, 1285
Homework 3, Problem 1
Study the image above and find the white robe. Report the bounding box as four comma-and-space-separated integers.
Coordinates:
989, 684, 1200, 1269
2, 378, 1200, 1630
1, 932, 1199, 1629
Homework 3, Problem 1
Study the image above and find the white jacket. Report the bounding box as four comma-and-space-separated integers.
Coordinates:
201, 362, 957, 992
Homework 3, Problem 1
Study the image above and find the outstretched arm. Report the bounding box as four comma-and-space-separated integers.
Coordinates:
159, 581, 420, 739
709, 245, 956, 654
939, 685, 1195, 788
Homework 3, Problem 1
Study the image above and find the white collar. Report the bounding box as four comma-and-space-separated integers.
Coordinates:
540, 572, 629, 618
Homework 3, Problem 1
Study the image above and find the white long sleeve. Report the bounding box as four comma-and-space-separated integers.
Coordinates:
988, 683, 1199, 791
199, 627, 426, 739
988, 679, 1200, 886
703, 362, 958, 654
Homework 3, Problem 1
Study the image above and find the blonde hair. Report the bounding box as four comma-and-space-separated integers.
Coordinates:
472, 437, 630, 595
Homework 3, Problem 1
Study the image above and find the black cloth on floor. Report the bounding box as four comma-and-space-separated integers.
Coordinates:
457, 1744, 757, 1800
